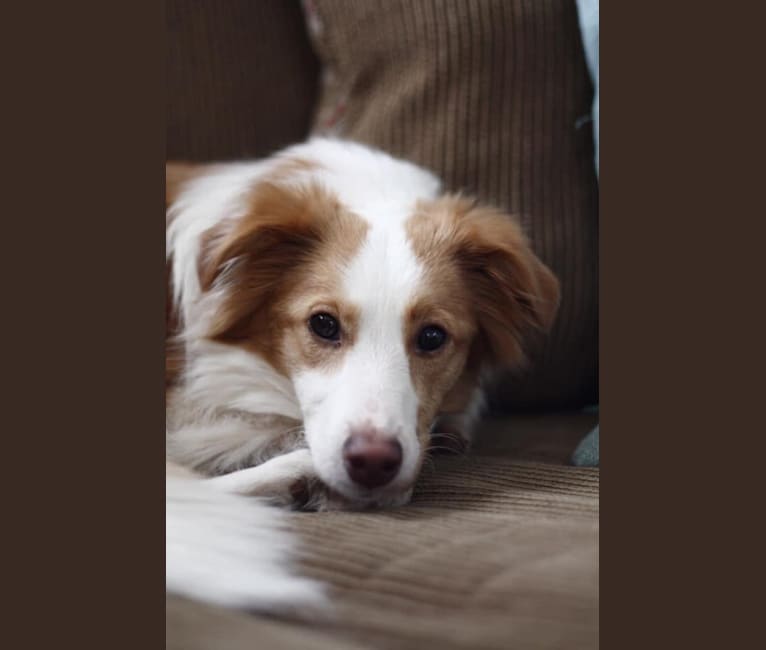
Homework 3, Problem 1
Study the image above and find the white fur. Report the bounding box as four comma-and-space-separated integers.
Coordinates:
166, 473, 323, 610
182, 340, 301, 420
166, 340, 303, 473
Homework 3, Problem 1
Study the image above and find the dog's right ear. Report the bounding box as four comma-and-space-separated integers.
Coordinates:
166, 162, 205, 209
452, 201, 560, 369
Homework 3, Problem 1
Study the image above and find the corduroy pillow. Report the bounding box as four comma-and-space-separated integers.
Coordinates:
304, 0, 599, 411
166, 0, 320, 162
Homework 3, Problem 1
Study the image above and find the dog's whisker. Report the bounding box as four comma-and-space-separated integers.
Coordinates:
425, 444, 467, 456
430, 430, 464, 442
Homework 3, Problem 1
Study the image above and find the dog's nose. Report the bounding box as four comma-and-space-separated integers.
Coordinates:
343, 431, 403, 489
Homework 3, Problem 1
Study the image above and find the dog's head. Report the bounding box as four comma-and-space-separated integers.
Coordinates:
168, 142, 559, 508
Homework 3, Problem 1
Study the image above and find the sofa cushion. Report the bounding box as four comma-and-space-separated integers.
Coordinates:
167, 0, 320, 162
167, 412, 599, 650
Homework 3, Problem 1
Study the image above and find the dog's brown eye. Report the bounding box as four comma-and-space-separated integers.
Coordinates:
309, 313, 340, 341
417, 325, 447, 352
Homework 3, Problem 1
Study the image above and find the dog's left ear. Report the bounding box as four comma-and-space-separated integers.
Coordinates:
453, 202, 561, 369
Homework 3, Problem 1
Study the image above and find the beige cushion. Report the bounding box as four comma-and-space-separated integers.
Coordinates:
167, 413, 599, 650
166, 0, 319, 162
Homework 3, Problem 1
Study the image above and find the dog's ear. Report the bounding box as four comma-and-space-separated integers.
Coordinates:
198, 182, 341, 341
452, 201, 560, 369
199, 182, 333, 291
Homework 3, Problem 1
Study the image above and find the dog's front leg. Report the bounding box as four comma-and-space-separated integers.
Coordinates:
205, 449, 318, 508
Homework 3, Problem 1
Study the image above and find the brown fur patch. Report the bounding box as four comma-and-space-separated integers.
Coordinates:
200, 180, 368, 375
402, 292, 479, 441
405, 195, 560, 435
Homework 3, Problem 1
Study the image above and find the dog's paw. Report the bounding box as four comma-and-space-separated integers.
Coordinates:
206, 448, 319, 506
287, 477, 354, 511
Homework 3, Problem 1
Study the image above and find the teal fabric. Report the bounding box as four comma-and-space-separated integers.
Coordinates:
575, 0, 599, 175
572, 1, 599, 469
572, 425, 599, 467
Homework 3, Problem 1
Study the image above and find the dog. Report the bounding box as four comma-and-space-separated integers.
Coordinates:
165, 138, 560, 609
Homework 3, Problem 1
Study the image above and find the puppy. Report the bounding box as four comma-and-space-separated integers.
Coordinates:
165, 138, 559, 607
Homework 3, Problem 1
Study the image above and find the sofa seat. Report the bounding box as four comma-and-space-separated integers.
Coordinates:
167, 412, 599, 650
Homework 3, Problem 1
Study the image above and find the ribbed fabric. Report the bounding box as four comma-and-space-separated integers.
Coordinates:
168, 413, 599, 650
289, 462, 598, 650
166, 0, 320, 162
305, 0, 599, 411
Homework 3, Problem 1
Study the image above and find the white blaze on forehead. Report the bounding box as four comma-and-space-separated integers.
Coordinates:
303, 219, 425, 495
343, 217, 424, 337
338, 208, 425, 430
302, 138, 442, 429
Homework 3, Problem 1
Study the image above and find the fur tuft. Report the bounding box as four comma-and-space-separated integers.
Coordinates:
166, 474, 324, 610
